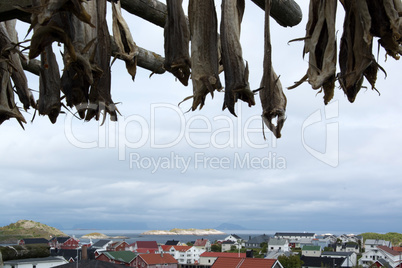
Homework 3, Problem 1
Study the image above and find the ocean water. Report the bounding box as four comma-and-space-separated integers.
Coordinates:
61, 229, 275, 245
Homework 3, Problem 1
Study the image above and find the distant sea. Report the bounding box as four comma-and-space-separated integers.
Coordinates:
61, 230, 276, 244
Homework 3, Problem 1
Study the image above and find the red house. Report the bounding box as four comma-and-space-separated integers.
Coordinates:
107, 241, 129, 251
133, 253, 178, 268
127, 241, 159, 253
49, 236, 80, 249
212, 257, 283, 268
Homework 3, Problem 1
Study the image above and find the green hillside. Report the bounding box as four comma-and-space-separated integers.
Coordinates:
0, 220, 67, 244
360, 232, 402, 246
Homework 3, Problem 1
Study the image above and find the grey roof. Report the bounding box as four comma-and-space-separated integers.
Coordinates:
246, 234, 271, 244
165, 240, 180, 245
275, 232, 315, 237
377, 258, 393, 268
222, 240, 235, 244
301, 256, 345, 268
268, 238, 288, 246
365, 239, 391, 246
230, 234, 242, 239
4, 256, 66, 265
91, 239, 112, 248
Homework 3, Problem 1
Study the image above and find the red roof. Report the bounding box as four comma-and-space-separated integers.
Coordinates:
161, 245, 173, 251
200, 252, 247, 258
212, 257, 277, 268
393, 247, 402, 252
172, 245, 192, 252
136, 248, 157, 254
377, 246, 400, 256
139, 253, 178, 265
194, 239, 209, 246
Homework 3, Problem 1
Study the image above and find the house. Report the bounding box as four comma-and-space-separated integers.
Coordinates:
245, 234, 270, 248
265, 250, 295, 259
127, 241, 160, 253
50, 248, 96, 262
199, 252, 246, 266
161, 245, 203, 265
49, 237, 80, 249
3, 256, 68, 268
194, 239, 211, 252
211, 257, 283, 268
268, 238, 289, 252
311, 237, 332, 250
18, 238, 49, 246
133, 253, 178, 268
275, 233, 316, 240
291, 238, 314, 249
302, 245, 321, 257
300, 256, 347, 268
221, 240, 237, 252
223, 234, 243, 243
91, 239, 113, 251
96, 251, 137, 266
364, 240, 393, 250
321, 251, 357, 267
107, 241, 129, 251
358, 245, 402, 267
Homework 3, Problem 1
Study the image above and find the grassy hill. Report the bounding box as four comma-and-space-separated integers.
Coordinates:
0, 220, 67, 244
360, 232, 402, 246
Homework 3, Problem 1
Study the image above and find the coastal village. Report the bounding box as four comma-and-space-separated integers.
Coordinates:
1, 231, 402, 268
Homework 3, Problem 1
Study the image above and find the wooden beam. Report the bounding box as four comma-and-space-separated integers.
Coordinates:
251, 0, 302, 27
22, 39, 166, 76
0, 0, 31, 22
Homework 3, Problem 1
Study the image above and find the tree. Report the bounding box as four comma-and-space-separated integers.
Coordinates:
278, 254, 303, 268
211, 244, 221, 252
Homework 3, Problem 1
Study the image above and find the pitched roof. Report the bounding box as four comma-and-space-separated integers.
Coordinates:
377, 245, 401, 256
172, 245, 192, 252
222, 240, 235, 244
165, 240, 180, 245
194, 239, 209, 246
322, 251, 353, 257
100, 251, 137, 263
136, 241, 159, 249
247, 234, 271, 244
53, 237, 71, 244
200, 252, 247, 258
91, 239, 111, 248
393, 246, 402, 252
211, 257, 277, 268
139, 253, 178, 265
268, 238, 288, 246
20, 238, 49, 244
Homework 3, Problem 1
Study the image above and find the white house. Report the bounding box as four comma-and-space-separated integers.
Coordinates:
302, 245, 321, 257
359, 246, 402, 268
268, 238, 289, 252
275, 232, 316, 240
364, 239, 392, 251
161, 245, 204, 265
223, 234, 243, 243
3, 256, 68, 268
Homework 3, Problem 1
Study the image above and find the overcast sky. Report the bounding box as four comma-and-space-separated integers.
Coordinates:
1, 1, 401, 234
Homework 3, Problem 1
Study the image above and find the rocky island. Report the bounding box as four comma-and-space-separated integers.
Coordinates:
141, 228, 225, 235
81, 232, 129, 239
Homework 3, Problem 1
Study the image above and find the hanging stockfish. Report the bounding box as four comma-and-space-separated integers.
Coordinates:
3, 20, 36, 111
338, 0, 378, 103
288, 0, 337, 105
366, 0, 402, 60
0, 23, 26, 127
112, 0, 139, 81
85, 0, 118, 123
38, 45, 61, 123
164, 0, 191, 86
220, 0, 255, 116
187, 0, 222, 111
259, 0, 286, 138
61, 0, 96, 119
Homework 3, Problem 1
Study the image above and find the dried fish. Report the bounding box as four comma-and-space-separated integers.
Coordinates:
2, 20, 36, 111
85, 0, 118, 123
366, 0, 402, 59
38, 45, 61, 123
338, 0, 377, 103
188, 0, 222, 111
112, 0, 139, 80
164, 0, 191, 86
288, 0, 337, 105
259, 0, 286, 138
38, 0, 93, 27
220, 0, 255, 116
